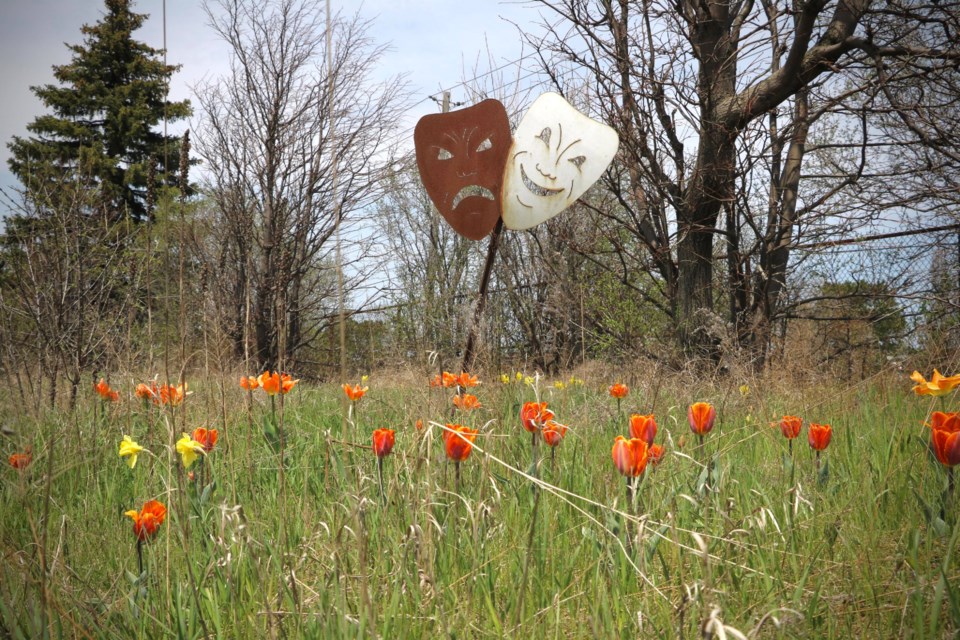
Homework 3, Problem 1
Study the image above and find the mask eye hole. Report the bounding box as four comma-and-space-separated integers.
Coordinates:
568, 155, 586, 170
437, 148, 453, 161
536, 127, 551, 146
476, 138, 493, 152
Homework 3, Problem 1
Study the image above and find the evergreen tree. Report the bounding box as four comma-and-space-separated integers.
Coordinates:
7, 0, 190, 221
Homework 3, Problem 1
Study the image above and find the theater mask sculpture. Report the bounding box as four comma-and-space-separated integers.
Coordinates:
501, 92, 619, 231
414, 99, 511, 240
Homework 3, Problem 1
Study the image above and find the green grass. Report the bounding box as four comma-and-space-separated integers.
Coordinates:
1, 372, 958, 638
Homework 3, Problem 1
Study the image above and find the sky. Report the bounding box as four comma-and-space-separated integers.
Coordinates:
0, 0, 547, 214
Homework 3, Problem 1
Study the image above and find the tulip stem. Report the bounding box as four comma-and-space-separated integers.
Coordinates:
136, 538, 143, 576
626, 476, 634, 513
945, 467, 955, 521
455, 461, 461, 494
377, 457, 385, 506
815, 450, 821, 472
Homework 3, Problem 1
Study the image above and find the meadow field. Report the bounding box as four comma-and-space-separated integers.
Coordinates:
1, 365, 958, 639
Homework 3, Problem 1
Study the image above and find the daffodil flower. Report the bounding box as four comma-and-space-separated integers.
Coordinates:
500, 374, 510, 384
176, 433, 206, 469
118, 435, 146, 469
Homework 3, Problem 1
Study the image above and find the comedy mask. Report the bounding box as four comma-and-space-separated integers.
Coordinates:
414, 99, 511, 240
501, 93, 619, 231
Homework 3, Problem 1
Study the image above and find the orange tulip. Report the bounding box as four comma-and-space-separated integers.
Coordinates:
191, 427, 218, 453
687, 402, 716, 436
629, 414, 657, 445
94, 378, 119, 401
453, 393, 481, 411
609, 383, 629, 399
520, 401, 554, 432
911, 370, 960, 397
94, 378, 110, 398
444, 424, 478, 462
612, 435, 648, 477
372, 428, 396, 458
240, 376, 259, 391
342, 383, 368, 401
457, 372, 479, 388
808, 423, 832, 451
441, 371, 458, 388
124, 499, 167, 542
930, 412, 960, 466
779, 415, 802, 439
258, 371, 299, 396
415, 419, 424, 431
156, 382, 189, 406
8, 452, 31, 470
649, 443, 665, 466
135, 383, 156, 400
430, 374, 442, 388
542, 419, 568, 447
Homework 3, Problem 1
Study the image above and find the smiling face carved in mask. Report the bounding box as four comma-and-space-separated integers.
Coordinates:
414, 99, 511, 240
501, 93, 619, 231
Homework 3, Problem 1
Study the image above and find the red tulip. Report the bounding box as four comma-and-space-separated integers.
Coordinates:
629, 414, 657, 445
779, 415, 802, 439
808, 423, 832, 451
124, 500, 167, 542
372, 428, 396, 458
930, 412, 960, 467
191, 427, 219, 453
520, 401, 554, 433
649, 444, 665, 466
687, 402, 716, 436
612, 436, 648, 477
444, 424, 478, 462
609, 383, 629, 399
8, 451, 31, 470
542, 420, 568, 447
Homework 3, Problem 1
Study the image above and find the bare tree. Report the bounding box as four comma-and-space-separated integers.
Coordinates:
193, 0, 408, 371
521, 0, 960, 362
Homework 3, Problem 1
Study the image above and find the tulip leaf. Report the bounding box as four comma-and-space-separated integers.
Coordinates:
201, 480, 215, 504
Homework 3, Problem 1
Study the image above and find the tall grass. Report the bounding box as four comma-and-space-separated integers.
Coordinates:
1, 371, 958, 638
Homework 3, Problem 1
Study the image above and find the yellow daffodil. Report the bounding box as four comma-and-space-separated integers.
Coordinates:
911, 370, 960, 397
361, 374, 369, 384
176, 433, 206, 469
553, 380, 566, 389
500, 373, 510, 384
118, 435, 145, 469
524, 376, 534, 386
515, 372, 523, 381
739, 384, 750, 396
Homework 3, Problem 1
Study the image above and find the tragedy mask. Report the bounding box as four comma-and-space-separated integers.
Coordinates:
501, 92, 619, 231
414, 99, 511, 240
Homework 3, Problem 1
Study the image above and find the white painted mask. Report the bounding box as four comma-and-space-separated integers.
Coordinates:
501, 93, 619, 230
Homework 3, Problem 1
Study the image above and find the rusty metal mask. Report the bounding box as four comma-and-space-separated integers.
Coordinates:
414, 99, 511, 240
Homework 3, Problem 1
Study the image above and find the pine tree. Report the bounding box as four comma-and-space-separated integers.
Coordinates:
7, 0, 191, 222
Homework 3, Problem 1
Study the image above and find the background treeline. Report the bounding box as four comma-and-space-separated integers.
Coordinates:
2, 0, 959, 411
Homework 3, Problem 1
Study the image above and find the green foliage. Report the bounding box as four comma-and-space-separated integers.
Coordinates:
6, 0, 191, 221
1, 374, 958, 637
